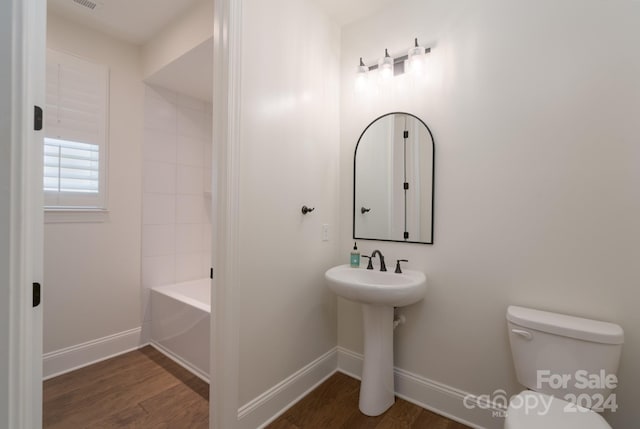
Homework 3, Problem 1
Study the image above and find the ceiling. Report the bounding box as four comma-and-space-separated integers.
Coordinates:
48, 0, 396, 46
47, 0, 201, 45
312, 0, 396, 25
47, 0, 394, 102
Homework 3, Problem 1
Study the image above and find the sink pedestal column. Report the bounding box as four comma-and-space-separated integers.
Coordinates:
359, 304, 394, 416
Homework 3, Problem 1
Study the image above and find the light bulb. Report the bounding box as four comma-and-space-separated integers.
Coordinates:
355, 57, 369, 91
379, 48, 393, 80
408, 38, 426, 74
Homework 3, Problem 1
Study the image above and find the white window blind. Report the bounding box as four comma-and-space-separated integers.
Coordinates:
45, 49, 109, 209
44, 138, 99, 193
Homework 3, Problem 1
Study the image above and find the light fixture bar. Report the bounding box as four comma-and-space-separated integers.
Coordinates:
364, 47, 431, 72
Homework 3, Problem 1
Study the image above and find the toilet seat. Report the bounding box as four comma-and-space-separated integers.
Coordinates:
504, 391, 611, 429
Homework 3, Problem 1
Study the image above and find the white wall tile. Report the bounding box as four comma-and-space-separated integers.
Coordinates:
177, 136, 205, 167
202, 222, 212, 252
201, 252, 212, 275
177, 165, 204, 195
142, 85, 213, 292
142, 254, 175, 287
146, 85, 178, 103
176, 253, 205, 282
142, 224, 175, 257
177, 93, 206, 111
176, 195, 205, 224
145, 96, 177, 133
175, 223, 204, 254
142, 193, 175, 225
143, 161, 176, 194
203, 168, 212, 194
177, 106, 207, 140
204, 197, 212, 223
141, 288, 152, 323
203, 139, 212, 169
144, 130, 177, 163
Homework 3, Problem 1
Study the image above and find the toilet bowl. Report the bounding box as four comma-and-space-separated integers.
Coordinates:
505, 305, 623, 429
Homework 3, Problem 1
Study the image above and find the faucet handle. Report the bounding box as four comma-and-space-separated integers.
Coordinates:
361, 255, 374, 270
395, 259, 409, 273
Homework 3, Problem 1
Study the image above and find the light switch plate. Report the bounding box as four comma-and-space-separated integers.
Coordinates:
322, 224, 329, 241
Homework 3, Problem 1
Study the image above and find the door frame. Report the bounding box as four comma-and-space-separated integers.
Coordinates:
1, 0, 46, 428
3, 0, 246, 427
211, 0, 242, 428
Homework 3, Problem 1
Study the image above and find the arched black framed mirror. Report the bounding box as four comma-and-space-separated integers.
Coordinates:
353, 112, 434, 244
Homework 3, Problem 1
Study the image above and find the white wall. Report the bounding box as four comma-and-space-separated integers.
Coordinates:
141, 0, 213, 79
44, 13, 144, 353
238, 0, 341, 406
141, 85, 212, 339
338, 1, 640, 428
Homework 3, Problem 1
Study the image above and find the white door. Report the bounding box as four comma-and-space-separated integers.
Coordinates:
0, 0, 46, 427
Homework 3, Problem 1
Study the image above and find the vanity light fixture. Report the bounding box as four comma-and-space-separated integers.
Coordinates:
355, 57, 369, 91
407, 38, 426, 74
356, 38, 431, 81
379, 49, 394, 79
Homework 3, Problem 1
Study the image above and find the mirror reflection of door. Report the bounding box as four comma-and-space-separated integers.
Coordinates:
354, 112, 434, 244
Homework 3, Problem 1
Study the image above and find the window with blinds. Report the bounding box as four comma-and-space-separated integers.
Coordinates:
45, 49, 108, 209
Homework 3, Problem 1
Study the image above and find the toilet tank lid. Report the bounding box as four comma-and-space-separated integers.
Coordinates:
507, 306, 624, 345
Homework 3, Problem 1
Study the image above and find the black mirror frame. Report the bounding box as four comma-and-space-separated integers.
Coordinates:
353, 112, 435, 245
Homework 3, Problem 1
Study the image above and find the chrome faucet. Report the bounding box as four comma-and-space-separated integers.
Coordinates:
370, 249, 387, 272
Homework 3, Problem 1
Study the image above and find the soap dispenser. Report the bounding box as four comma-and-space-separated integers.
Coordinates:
350, 242, 360, 268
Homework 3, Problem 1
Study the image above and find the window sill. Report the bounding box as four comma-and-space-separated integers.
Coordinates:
44, 208, 109, 224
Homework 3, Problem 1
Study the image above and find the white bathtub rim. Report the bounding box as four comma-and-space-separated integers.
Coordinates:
152, 278, 211, 313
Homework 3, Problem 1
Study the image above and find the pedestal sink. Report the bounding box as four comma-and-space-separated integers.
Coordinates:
325, 264, 427, 416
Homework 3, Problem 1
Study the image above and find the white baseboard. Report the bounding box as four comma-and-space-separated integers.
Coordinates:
237, 348, 338, 429
337, 347, 505, 429
149, 341, 209, 383
43, 327, 143, 380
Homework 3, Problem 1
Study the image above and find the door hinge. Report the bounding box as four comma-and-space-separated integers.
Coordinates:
210, 268, 214, 279
34, 106, 43, 131
33, 283, 41, 307
403, 130, 409, 139
404, 232, 409, 240
404, 182, 409, 190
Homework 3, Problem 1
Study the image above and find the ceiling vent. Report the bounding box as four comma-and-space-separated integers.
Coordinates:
71, 0, 103, 11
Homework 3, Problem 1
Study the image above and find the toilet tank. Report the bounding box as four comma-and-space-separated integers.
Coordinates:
507, 306, 624, 400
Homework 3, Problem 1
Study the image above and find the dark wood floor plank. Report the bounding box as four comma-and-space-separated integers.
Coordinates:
267, 417, 301, 429
378, 398, 422, 427
278, 372, 358, 428
87, 404, 150, 429
45, 367, 183, 428
139, 378, 209, 428
447, 420, 473, 429
376, 417, 412, 429
411, 409, 453, 429
44, 348, 161, 401
341, 411, 384, 429
43, 346, 208, 429
339, 389, 385, 429
268, 372, 471, 429
43, 346, 180, 416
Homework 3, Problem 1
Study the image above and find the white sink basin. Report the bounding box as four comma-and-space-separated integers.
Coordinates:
325, 264, 427, 307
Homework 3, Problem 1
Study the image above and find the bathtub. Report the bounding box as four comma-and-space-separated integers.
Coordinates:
150, 279, 210, 382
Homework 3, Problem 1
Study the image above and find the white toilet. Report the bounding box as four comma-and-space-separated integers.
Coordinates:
505, 305, 624, 429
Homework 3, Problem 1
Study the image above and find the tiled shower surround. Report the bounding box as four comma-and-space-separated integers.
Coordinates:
141, 85, 212, 339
